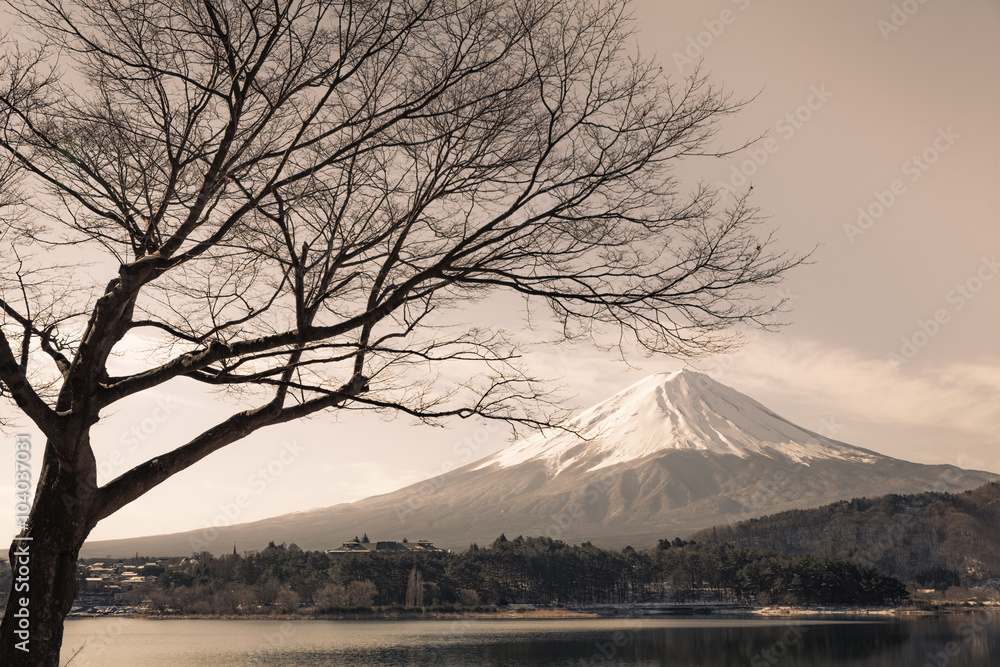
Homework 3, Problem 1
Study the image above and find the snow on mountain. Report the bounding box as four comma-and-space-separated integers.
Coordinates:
81, 369, 1000, 557
476, 369, 881, 475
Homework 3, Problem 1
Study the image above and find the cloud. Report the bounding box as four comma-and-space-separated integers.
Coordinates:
701, 336, 1000, 443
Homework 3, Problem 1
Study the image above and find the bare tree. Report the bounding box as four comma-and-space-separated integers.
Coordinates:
0, 0, 800, 662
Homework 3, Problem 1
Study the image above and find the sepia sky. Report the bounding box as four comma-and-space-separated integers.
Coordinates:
4, 0, 1000, 544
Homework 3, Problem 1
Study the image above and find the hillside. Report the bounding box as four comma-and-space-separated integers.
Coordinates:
82, 371, 1000, 558
691, 482, 1000, 586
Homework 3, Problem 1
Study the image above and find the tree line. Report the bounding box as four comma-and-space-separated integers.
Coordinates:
108, 536, 908, 614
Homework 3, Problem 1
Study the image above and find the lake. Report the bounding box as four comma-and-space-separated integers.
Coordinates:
60, 613, 999, 666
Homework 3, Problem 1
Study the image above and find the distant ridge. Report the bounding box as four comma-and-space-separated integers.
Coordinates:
82, 371, 999, 558
691, 481, 1000, 586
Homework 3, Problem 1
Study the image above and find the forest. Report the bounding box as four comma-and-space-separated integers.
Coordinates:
691, 482, 1000, 587
95, 536, 908, 615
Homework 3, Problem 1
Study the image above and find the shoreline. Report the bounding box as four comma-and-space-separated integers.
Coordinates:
57, 602, 1000, 622
65, 609, 601, 621
748, 603, 1000, 617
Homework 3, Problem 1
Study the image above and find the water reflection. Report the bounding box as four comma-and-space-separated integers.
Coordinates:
62, 612, 999, 667
261, 621, 909, 666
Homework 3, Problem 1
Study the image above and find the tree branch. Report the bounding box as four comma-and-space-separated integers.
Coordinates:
94, 372, 371, 521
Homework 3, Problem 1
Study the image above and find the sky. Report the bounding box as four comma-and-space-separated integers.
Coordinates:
3, 0, 1000, 543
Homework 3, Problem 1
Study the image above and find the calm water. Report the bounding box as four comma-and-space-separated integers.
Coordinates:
60, 613, 1000, 666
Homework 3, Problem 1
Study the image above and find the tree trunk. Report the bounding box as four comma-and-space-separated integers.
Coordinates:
0, 446, 97, 666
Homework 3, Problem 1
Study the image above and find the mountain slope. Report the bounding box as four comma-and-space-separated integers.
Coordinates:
81, 370, 1000, 557
690, 482, 1000, 586
482, 370, 883, 472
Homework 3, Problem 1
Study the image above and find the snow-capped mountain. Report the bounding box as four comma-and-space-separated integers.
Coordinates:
82, 370, 1000, 557
478, 370, 881, 473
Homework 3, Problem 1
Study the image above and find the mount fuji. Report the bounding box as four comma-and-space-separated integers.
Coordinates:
81, 370, 999, 557
478, 370, 886, 474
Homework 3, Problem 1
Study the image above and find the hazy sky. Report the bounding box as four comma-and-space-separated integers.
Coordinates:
4, 0, 1000, 544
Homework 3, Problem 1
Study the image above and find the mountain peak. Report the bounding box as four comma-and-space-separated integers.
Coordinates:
81, 369, 1000, 557
476, 370, 882, 476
